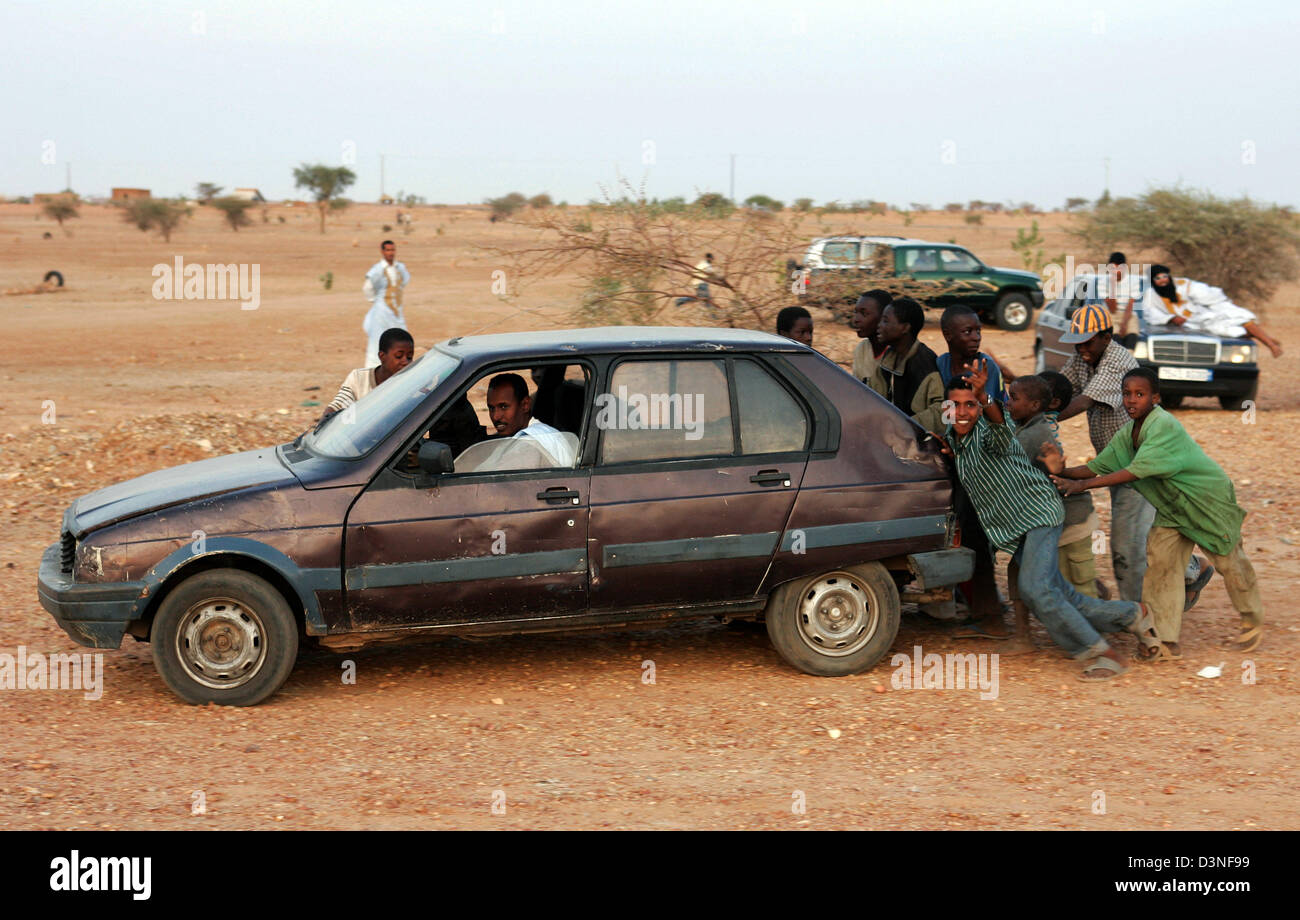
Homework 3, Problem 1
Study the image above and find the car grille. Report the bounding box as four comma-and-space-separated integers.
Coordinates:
60, 530, 76, 574
1150, 338, 1218, 366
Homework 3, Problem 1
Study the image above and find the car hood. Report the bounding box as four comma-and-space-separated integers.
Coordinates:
988, 266, 1042, 285
66, 447, 295, 537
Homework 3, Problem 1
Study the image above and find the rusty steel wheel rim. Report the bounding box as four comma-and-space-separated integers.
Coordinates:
796, 571, 879, 658
175, 597, 267, 690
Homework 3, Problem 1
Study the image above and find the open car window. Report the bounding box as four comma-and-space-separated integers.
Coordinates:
452, 434, 580, 473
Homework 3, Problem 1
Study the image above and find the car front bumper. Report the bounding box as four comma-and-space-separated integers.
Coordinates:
1137, 361, 1258, 399
37, 543, 147, 649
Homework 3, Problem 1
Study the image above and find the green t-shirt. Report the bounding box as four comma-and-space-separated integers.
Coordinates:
1087, 405, 1245, 555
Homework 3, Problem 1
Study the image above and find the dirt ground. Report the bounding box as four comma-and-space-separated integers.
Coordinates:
1, 203, 1296, 830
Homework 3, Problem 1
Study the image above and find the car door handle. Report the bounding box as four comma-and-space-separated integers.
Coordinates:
749, 470, 791, 487
537, 488, 581, 505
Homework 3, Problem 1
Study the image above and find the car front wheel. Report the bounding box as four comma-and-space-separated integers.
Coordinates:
151, 568, 299, 706
765, 563, 901, 677
993, 293, 1033, 332
1219, 380, 1258, 411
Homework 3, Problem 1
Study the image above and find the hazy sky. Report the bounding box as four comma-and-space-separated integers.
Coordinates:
4, 0, 1297, 207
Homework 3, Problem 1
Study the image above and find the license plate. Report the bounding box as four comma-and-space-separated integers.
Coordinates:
1158, 366, 1213, 382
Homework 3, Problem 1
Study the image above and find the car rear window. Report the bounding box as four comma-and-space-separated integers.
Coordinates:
598, 359, 733, 463
821, 241, 859, 265
735, 360, 807, 453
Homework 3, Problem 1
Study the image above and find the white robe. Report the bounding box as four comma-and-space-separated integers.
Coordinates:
1142, 277, 1256, 338
362, 259, 410, 366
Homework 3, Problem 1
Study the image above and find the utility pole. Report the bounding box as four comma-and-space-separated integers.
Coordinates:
729, 153, 735, 203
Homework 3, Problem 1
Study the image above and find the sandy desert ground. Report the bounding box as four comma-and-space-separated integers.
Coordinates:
0, 202, 1296, 829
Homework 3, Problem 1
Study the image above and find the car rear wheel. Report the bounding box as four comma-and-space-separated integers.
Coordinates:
993, 293, 1033, 332
151, 568, 299, 706
1161, 394, 1184, 410
765, 563, 900, 677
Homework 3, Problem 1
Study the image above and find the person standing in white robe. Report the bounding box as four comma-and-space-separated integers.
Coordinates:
1142, 264, 1283, 357
362, 239, 411, 367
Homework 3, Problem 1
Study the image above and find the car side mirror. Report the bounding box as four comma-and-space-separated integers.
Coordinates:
417, 440, 454, 475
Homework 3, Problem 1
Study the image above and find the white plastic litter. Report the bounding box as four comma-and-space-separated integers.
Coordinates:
1196, 662, 1226, 679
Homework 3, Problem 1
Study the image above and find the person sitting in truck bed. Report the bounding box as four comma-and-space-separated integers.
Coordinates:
1143, 264, 1283, 358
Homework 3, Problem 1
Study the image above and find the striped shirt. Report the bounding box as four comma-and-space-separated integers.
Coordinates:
945, 415, 1065, 555
1062, 339, 1136, 454
326, 367, 378, 412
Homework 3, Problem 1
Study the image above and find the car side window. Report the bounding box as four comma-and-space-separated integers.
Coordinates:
904, 248, 940, 272
938, 249, 980, 272
735, 360, 808, 454
821, 241, 859, 265
598, 359, 733, 463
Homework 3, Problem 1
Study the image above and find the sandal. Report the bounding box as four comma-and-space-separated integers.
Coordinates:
1126, 602, 1167, 661
953, 620, 1015, 640
1183, 561, 1215, 612
1231, 626, 1262, 653
1138, 642, 1182, 662
1078, 655, 1128, 681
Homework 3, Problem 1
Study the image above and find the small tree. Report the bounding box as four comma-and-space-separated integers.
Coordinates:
212, 196, 255, 231
1073, 186, 1300, 303
528, 193, 554, 209
487, 192, 528, 221
122, 198, 191, 242
792, 198, 814, 212
1064, 196, 1089, 212
692, 193, 734, 219
196, 182, 223, 203
42, 194, 79, 232
744, 194, 784, 212
292, 163, 357, 233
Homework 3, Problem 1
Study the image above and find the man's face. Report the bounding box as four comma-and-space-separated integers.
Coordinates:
877, 306, 908, 346
377, 341, 414, 376
1073, 332, 1110, 367
1006, 382, 1039, 423
948, 387, 982, 436
783, 317, 813, 346
487, 384, 532, 437
1153, 271, 1172, 288
944, 314, 982, 360
381, 243, 396, 264
1122, 377, 1160, 420
851, 297, 882, 339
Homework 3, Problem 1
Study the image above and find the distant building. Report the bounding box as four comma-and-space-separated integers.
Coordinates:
231, 188, 266, 202
112, 187, 151, 201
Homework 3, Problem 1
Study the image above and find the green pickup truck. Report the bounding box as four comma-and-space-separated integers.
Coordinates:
796, 236, 1045, 331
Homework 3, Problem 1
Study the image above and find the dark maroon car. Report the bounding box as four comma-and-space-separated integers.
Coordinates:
38, 328, 972, 705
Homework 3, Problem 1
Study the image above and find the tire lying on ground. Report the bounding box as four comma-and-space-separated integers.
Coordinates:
765, 562, 901, 677
150, 568, 300, 706
43, 270, 64, 286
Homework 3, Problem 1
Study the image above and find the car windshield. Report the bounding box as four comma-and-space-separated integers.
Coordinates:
305, 350, 461, 459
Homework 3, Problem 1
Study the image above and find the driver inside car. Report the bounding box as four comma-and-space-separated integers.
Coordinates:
453, 372, 578, 473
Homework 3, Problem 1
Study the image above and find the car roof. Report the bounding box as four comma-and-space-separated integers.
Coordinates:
811, 236, 963, 247
435, 326, 809, 358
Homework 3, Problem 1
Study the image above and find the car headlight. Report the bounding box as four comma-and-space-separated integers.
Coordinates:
1133, 340, 1148, 360
1223, 344, 1257, 364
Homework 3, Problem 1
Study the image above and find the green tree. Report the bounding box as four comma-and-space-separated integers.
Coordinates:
292, 163, 357, 233
528, 193, 554, 209
212, 196, 255, 231
487, 192, 528, 221
122, 198, 191, 242
1073, 186, 1300, 303
692, 193, 734, 219
42, 194, 80, 232
195, 182, 223, 203
792, 198, 814, 212
743, 194, 784, 212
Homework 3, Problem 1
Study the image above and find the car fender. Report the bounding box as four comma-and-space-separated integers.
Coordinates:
137, 537, 335, 635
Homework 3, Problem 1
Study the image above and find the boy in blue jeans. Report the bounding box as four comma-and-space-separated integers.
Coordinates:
940, 360, 1161, 679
